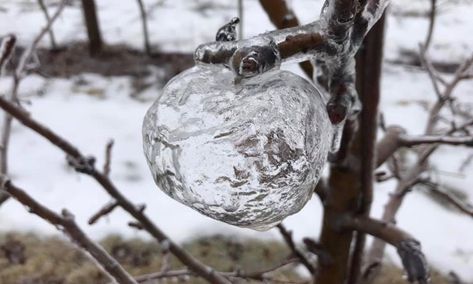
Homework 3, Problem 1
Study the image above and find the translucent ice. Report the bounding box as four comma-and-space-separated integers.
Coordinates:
142, 65, 332, 230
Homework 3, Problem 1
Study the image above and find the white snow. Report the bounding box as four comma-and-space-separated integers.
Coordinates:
0, 0, 472, 280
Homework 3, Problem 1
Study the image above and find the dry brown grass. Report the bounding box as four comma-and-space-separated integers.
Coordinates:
0, 232, 453, 284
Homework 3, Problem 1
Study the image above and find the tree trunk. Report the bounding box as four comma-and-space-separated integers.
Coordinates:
81, 0, 103, 56
314, 14, 386, 284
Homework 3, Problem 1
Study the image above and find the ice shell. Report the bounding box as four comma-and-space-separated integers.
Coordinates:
142, 65, 332, 230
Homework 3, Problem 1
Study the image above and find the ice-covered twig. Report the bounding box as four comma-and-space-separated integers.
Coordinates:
88, 201, 119, 225
0, 178, 137, 284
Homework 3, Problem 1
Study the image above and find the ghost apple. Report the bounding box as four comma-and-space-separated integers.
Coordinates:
143, 65, 331, 230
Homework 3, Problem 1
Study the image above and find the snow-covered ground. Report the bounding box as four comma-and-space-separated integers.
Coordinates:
0, 0, 472, 280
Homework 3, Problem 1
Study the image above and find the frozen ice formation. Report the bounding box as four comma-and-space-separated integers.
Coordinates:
143, 65, 332, 230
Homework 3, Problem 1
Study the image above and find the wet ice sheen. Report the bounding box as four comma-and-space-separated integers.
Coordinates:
143, 65, 332, 230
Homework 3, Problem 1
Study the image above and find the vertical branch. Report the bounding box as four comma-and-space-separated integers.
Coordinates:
80, 0, 103, 56
37, 0, 58, 49
136, 0, 151, 55
348, 13, 386, 284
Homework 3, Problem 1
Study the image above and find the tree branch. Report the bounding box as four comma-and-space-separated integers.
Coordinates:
259, 0, 314, 78
421, 181, 473, 218
37, 0, 58, 49
1, 1, 66, 207
135, 0, 151, 55
276, 224, 316, 275
0, 179, 137, 284
342, 216, 429, 284
88, 201, 119, 225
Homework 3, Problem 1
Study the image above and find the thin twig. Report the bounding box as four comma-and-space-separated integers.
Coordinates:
424, 0, 437, 51
0, 34, 16, 206
276, 224, 315, 275
88, 201, 119, 225
135, 0, 151, 55
37, 0, 58, 49
135, 258, 307, 284
0, 35, 16, 76
103, 139, 114, 177
421, 181, 473, 218
1, 1, 65, 208
1, 179, 137, 284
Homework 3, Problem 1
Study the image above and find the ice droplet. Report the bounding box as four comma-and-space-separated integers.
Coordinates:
143, 65, 332, 230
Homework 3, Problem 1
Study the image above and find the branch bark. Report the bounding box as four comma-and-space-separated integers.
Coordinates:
81, 0, 103, 56
1, 1, 65, 207
348, 12, 386, 284
259, 0, 314, 78
342, 216, 429, 284
277, 224, 315, 275
37, 0, 58, 49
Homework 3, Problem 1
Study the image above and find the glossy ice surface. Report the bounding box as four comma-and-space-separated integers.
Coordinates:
143, 65, 331, 230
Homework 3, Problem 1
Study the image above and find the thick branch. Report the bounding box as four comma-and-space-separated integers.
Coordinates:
1, 180, 137, 284
342, 216, 429, 284
0, 96, 230, 284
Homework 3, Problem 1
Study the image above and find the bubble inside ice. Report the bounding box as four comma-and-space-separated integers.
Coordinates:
142, 65, 332, 230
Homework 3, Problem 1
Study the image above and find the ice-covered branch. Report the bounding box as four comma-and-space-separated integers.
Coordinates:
0, 179, 137, 284
258, 0, 314, 77
342, 216, 429, 284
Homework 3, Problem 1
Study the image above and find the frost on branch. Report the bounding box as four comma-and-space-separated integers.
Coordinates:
142, 66, 332, 230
